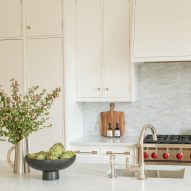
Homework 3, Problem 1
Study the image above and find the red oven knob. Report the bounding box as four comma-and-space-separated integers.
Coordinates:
151, 152, 158, 159
163, 152, 169, 159
144, 152, 149, 159
176, 153, 183, 160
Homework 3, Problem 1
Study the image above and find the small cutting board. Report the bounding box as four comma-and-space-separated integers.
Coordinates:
100, 103, 125, 137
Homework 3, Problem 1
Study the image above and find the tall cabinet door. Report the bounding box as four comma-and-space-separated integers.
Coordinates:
27, 38, 63, 152
104, 0, 130, 98
76, 0, 102, 98
26, 0, 63, 37
0, 40, 23, 159
0, 40, 23, 90
0, 0, 22, 38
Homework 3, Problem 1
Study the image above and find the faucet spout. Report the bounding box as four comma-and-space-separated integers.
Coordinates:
138, 124, 157, 180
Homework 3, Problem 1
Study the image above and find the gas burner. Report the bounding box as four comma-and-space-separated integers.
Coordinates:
144, 135, 191, 144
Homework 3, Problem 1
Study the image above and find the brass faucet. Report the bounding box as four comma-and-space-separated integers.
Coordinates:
138, 124, 157, 180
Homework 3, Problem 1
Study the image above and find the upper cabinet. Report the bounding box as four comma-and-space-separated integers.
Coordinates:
132, 0, 191, 62
26, 0, 63, 37
76, 0, 132, 102
104, 0, 130, 98
0, 0, 22, 38
76, 0, 102, 99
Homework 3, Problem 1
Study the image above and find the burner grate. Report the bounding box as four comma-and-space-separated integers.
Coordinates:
144, 135, 191, 144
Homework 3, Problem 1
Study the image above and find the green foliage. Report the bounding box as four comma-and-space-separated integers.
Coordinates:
0, 79, 61, 144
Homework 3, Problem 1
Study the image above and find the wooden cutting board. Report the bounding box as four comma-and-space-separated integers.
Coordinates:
100, 103, 125, 137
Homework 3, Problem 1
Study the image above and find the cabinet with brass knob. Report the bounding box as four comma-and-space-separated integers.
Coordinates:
76, 0, 134, 102
26, 0, 63, 37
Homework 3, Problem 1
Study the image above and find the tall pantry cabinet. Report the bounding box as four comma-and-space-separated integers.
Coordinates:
0, 0, 24, 159
0, 0, 23, 89
26, 0, 64, 152
0, 0, 64, 158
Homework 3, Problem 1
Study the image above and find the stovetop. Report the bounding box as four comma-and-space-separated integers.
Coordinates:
144, 135, 191, 144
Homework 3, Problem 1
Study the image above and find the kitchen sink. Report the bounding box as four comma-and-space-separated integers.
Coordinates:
145, 168, 185, 179
116, 168, 185, 179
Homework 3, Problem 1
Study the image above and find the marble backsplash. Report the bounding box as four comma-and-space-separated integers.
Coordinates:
82, 62, 191, 136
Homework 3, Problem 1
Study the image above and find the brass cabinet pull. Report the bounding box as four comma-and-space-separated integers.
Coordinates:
106, 151, 130, 155
75, 151, 98, 155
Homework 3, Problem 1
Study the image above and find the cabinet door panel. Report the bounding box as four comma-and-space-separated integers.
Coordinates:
27, 38, 63, 152
0, 40, 23, 159
26, 0, 63, 37
76, 0, 102, 98
133, 0, 191, 60
104, 0, 130, 98
0, 40, 23, 90
0, 0, 22, 38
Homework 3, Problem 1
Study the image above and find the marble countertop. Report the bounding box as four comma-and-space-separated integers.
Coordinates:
70, 136, 138, 146
0, 162, 191, 191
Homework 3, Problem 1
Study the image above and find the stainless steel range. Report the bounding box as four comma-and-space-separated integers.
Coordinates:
144, 135, 191, 165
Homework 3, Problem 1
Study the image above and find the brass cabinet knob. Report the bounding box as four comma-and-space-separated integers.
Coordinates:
27, 26, 31, 30
97, 88, 101, 91
106, 88, 109, 91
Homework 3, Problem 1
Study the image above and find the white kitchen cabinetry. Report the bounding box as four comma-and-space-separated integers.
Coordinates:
27, 38, 64, 152
76, 0, 132, 102
0, 40, 23, 89
25, 0, 64, 151
132, 0, 191, 62
104, 0, 130, 98
76, 0, 102, 99
26, 0, 63, 37
0, 0, 22, 39
0, 40, 23, 160
0, 0, 64, 160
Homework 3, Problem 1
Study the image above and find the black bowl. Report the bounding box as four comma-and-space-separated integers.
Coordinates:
25, 155, 76, 181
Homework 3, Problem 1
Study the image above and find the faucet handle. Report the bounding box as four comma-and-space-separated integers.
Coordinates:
125, 156, 130, 169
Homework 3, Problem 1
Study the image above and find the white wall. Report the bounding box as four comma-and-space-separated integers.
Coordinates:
63, 0, 84, 146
